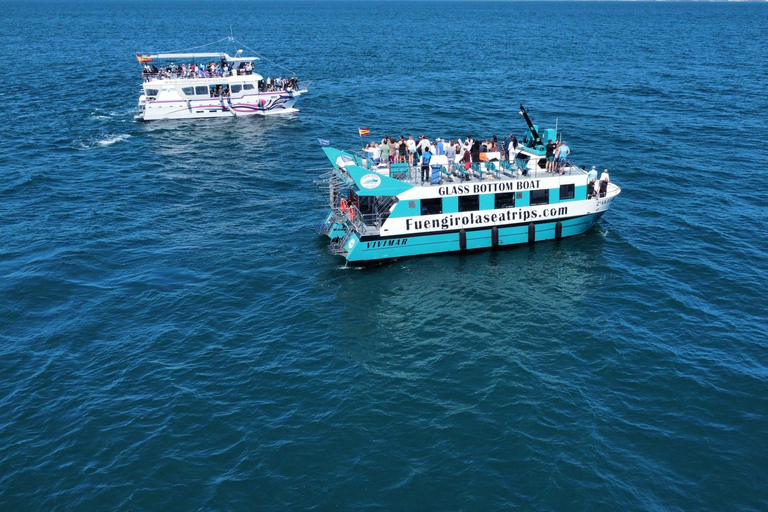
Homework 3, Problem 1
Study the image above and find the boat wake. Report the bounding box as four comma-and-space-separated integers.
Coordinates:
90, 109, 127, 121
97, 134, 131, 146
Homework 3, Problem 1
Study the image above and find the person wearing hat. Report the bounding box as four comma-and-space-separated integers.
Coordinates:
435, 138, 444, 156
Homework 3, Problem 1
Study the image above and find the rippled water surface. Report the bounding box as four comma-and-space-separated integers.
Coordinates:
1, 1, 768, 510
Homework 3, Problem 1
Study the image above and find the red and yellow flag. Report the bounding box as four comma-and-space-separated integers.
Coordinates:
136, 54, 153, 64
358, 128, 370, 137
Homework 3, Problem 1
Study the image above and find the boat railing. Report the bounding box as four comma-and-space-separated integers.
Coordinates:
142, 71, 302, 92
351, 151, 586, 186
357, 210, 388, 231
142, 70, 257, 81
316, 210, 340, 235
605, 183, 621, 198
345, 204, 368, 233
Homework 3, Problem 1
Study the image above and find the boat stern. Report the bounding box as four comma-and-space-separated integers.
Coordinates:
134, 94, 147, 120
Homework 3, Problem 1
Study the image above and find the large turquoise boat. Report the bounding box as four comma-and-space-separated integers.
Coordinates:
315, 107, 621, 264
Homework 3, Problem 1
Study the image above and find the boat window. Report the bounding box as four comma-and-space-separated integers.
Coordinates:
458, 195, 479, 212
420, 198, 442, 216
243, 84, 255, 90
182, 87, 194, 96
195, 86, 208, 95
145, 89, 159, 96
231, 84, 242, 94
560, 184, 575, 200
495, 192, 516, 209
530, 189, 550, 206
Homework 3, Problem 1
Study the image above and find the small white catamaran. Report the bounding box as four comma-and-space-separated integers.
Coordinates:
135, 36, 308, 121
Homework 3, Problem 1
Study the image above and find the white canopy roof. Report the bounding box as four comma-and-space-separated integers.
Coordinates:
140, 52, 258, 62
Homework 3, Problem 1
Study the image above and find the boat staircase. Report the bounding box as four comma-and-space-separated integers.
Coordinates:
327, 204, 369, 255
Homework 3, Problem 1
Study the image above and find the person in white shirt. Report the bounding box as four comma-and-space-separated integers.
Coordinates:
417, 135, 431, 154
406, 136, 417, 165
599, 169, 610, 197
444, 140, 456, 173
508, 140, 518, 162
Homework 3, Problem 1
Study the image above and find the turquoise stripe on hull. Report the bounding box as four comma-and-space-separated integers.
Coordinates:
346, 213, 602, 263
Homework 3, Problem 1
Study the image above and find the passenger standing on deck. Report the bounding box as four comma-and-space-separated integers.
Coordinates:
435, 138, 444, 156
397, 136, 406, 163
470, 139, 481, 163
599, 169, 610, 197
557, 142, 570, 174
420, 135, 432, 153
421, 146, 433, 183
407, 136, 417, 165
460, 145, 472, 175
508, 135, 519, 162
379, 140, 390, 167
388, 138, 397, 164
461, 136, 471, 154
502, 134, 510, 160
445, 140, 456, 174
546, 140, 556, 172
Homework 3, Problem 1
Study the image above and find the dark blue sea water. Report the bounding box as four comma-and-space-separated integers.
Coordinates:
2, 1, 768, 510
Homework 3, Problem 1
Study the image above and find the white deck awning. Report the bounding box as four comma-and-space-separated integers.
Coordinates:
140, 52, 258, 62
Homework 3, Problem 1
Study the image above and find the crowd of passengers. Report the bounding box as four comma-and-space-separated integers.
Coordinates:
206, 76, 298, 98
359, 134, 609, 194
363, 135, 570, 174
142, 60, 299, 92
142, 59, 255, 80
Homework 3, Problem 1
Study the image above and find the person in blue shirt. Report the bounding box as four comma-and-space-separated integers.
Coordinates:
556, 142, 570, 174
421, 147, 433, 182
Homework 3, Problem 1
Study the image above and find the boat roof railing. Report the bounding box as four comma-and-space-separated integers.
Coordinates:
139, 52, 259, 62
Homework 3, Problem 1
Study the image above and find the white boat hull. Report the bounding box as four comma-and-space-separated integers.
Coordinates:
136, 89, 305, 121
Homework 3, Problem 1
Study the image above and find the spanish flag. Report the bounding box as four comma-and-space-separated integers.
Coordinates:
358, 128, 370, 137
136, 54, 153, 64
